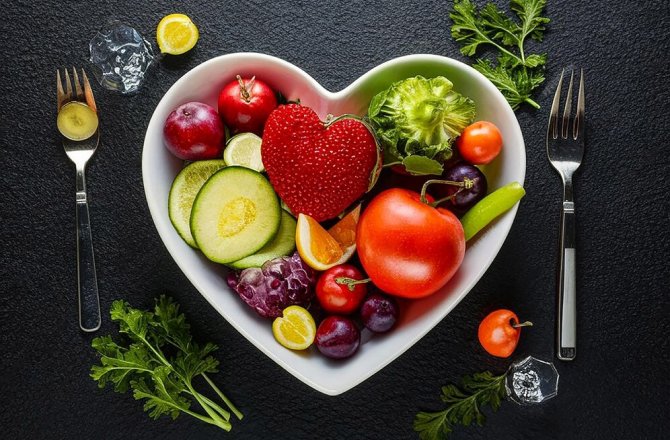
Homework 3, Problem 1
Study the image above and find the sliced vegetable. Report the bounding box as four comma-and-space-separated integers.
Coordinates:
191, 167, 280, 263
460, 181, 525, 240
228, 210, 296, 269
168, 159, 226, 248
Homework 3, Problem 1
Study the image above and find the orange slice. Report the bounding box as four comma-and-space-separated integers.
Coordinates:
295, 205, 360, 271
272, 306, 316, 350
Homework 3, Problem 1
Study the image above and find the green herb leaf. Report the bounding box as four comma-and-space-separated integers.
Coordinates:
91, 297, 242, 431
402, 155, 445, 176
414, 371, 507, 440
450, 0, 550, 110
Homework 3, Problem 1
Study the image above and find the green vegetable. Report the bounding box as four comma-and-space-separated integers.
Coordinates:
368, 75, 476, 175
414, 371, 506, 440
461, 181, 525, 240
450, 0, 550, 110
91, 296, 243, 431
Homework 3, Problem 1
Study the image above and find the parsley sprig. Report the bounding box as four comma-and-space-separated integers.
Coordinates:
91, 296, 243, 431
414, 371, 507, 439
450, 0, 550, 110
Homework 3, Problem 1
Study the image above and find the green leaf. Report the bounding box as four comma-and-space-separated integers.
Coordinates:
414, 371, 507, 439
511, 0, 550, 42
90, 297, 241, 431
402, 155, 444, 176
449, 0, 549, 110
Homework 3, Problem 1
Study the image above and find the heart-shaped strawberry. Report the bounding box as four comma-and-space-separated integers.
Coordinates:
261, 104, 381, 221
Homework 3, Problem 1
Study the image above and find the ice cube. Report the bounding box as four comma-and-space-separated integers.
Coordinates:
505, 356, 559, 405
89, 23, 154, 94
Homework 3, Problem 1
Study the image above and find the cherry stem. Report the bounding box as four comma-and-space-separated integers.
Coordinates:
236, 75, 255, 103
420, 178, 475, 206
512, 320, 533, 328
335, 277, 371, 292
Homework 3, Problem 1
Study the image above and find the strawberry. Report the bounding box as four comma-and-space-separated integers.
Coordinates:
261, 104, 381, 222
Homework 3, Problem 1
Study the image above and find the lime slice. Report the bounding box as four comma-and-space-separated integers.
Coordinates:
168, 160, 226, 247
156, 13, 199, 55
223, 132, 264, 172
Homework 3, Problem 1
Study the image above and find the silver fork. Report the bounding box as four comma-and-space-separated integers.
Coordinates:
546, 69, 585, 361
57, 68, 101, 332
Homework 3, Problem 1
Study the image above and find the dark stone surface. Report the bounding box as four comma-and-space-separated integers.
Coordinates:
1, 0, 669, 439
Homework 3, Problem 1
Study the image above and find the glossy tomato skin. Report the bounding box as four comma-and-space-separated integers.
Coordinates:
456, 121, 503, 165
217, 76, 277, 135
316, 264, 367, 314
478, 309, 521, 358
357, 188, 465, 298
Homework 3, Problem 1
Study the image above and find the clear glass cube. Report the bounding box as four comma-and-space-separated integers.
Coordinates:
505, 356, 559, 405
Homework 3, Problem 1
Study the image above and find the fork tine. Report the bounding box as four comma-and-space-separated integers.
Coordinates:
72, 67, 84, 100
81, 69, 97, 113
549, 69, 564, 140
561, 70, 574, 139
573, 69, 585, 140
56, 69, 67, 111
64, 69, 73, 104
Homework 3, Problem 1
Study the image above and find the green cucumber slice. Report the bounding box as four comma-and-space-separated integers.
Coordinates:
228, 210, 297, 269
461, 181, 526, 241
190, 166, 280, 263
168, 159, 226, 248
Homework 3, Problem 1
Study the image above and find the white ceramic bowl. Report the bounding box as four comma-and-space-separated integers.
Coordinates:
142, 53, 525, 395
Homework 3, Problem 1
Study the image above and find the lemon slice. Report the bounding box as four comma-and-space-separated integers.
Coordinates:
295, 207, 359, 271
223, 132, 264, 172
57, 101, 98, 141
156, 14, 199, 55
272, 306, 316, 350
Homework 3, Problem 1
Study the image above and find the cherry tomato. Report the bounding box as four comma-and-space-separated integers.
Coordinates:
357, 188, 465, 298
316, 264, 368, 314
218, 75, 277, 135
456, 121, 503, 165
478, 309, 532, 358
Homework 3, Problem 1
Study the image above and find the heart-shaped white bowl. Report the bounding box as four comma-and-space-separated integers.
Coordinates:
143, 52, 525, 395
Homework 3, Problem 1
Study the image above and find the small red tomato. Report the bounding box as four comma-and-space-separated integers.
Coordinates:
456, 121, 503, 165
218, 75, 277, 135
478, 309, 532, 358
357, 188, 465, 298
316, 264, 368, 314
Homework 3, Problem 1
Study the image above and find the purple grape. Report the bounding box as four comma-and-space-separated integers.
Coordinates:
228, 252, 316, 319
360, 292, 399, 333
434, 163, 487, 216
315, 316, 360, 359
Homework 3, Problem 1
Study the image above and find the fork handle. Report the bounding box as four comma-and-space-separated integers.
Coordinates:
75, 165, 101, 332
557, 201, 577, 360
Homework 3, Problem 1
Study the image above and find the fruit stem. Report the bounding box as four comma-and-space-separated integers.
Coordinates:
512, 320, 533, 328
236, 75, 255, 103
420, 178, 475, 205
335, 277, 371, 291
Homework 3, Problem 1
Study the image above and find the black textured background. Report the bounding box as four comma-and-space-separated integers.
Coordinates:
2, 1, 669, 439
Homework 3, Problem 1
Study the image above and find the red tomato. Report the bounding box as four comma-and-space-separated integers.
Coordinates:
218, 75, 277, 135
316, 264, 368, 314
478, 309, 532, 358
356, 188, 465, 298
456, 121, 503, 165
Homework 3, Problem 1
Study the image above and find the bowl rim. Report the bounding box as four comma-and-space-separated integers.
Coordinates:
142, 52, 526, 395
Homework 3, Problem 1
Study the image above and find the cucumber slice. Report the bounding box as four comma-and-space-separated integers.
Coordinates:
168, 159, 226, 248
228, 210, 297, 269
223, 132, 264, 172
191, 166, 280, 263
